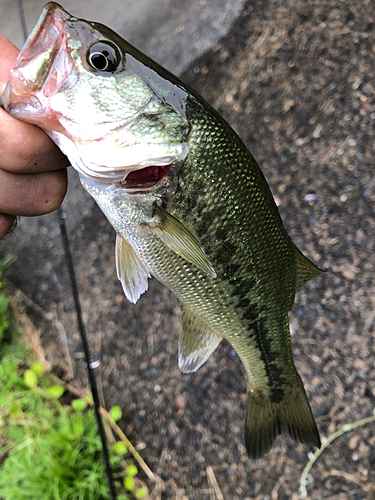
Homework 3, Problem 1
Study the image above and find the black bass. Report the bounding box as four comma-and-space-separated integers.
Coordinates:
0, 2, 322, 458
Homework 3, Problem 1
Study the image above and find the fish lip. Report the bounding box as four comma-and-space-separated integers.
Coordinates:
1, 3, 71, 109
16, 3, 70, 74
71, 142, 190, 183
77, 158, 176, 181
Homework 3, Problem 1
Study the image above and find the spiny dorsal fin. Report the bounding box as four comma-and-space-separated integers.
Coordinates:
150, 204, 216, 278
115, 233, 151, 304
179, 305, 223, 373
293, 243, 322, 289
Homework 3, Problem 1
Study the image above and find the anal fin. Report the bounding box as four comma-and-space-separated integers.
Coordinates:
179, 305, 222, 373
116, 233, 150, 304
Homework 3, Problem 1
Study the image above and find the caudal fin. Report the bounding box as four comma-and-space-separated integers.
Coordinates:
245, 379, 321, 459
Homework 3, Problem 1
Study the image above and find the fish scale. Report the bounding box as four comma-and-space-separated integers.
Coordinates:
0, 1, 323, 458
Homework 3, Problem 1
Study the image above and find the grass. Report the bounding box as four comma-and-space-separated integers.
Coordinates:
0, 258, 148, 500
0, 255, 17, 346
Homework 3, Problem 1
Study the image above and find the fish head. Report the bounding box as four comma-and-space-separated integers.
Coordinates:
1, 2, 190, 190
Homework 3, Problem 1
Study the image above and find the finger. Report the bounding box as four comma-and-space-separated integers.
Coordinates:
0, 213, 16, 240
0, 168, 67, 216
0, 35, 70, 174
0, 108, 70, 174
0, 34, 19, 93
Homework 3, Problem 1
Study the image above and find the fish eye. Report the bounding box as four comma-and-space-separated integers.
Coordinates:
86, 41, 120, 72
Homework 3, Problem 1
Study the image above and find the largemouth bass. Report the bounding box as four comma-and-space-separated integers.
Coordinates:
0, 2, 322, 458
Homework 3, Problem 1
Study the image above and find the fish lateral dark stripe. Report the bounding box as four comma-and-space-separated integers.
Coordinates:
234, 289, 289, 399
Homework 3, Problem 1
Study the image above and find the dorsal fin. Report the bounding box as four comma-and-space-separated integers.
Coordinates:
293, 243, 322, 289
115, 233, 151, 304
179, 305, 223, 373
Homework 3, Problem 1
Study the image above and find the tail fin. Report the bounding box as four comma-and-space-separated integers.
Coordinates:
245, 378, 321, 459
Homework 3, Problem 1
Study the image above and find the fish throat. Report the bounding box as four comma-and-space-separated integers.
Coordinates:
121, 164, 171, 189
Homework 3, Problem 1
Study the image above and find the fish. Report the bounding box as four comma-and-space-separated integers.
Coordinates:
0, 2, 322, 458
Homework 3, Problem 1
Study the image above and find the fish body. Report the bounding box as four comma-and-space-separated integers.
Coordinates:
1, 2, 322, 458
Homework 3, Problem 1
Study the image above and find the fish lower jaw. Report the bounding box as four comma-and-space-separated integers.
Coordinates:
74, 161, 174, 191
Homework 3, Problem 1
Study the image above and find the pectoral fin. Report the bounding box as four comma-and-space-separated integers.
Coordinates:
116, 233, 151, 304
179, 305, 222, 373
150, 204, 216, 278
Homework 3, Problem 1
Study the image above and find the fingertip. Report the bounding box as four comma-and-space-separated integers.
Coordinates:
0, 213, 16, 240
0, 35, 19, 84
28, 168, 68, 215
0, 109, 70, 173
43, 168, 68, 214
0, 167, 68, 217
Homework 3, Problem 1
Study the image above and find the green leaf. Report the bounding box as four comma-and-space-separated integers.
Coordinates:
113, 441, 127, 455
126, 465, 138, 477
109, 405, 122, 422
124, 475, 135, 491
47, 385, 65, 398
135, 487, 147, 498
31, 362, 45, 376
71, 399, 88, 411
24, 369, 38, 387
72, 421, 84, 436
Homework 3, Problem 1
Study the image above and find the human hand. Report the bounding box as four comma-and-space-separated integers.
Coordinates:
0, 34, 69, 240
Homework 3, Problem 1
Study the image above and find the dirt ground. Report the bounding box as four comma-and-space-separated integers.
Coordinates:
1, 0, 375, 499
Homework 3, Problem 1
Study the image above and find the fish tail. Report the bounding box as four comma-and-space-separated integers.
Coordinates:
245, 378, 321, 459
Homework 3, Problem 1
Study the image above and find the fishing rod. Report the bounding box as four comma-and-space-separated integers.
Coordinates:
15, 1, 117, 498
